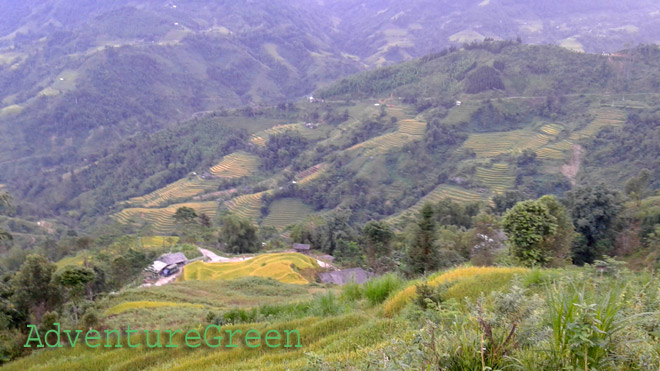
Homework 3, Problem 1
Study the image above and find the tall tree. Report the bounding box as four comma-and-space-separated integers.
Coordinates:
10, 255, 60, 324
219, 214, 260, 254
55, 265, 95, 323
502, 200, 558, 267
565, 184, 622, 265
403, 203, 439, 276
363, 221, 394, 273
0, 192, 13, 243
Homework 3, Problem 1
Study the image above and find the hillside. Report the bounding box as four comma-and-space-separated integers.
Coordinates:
5, 265, 659, 370
77, 42, 659, 234
3, 0, 660, 218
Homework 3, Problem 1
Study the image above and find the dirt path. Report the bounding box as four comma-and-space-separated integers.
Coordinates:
198, 248, 253, 263
561, 144, 583, 185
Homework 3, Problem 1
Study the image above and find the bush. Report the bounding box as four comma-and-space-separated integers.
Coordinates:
363, 273, 404, 306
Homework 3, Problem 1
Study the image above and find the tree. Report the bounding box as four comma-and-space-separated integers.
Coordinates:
10, 255, 60, 324
55, 265, 95, 323
403, 203, 439, 276
219, 215, 260, 254
173, 207, 198, 224
624, 169, 651, 202
565, 184, 622, 265
0, 192, 13, 243
491, 191, 526, 215
470, 212, 504, 266
502, 200, 558, 267
536, 195, 575, 267
363, 221, 394, 273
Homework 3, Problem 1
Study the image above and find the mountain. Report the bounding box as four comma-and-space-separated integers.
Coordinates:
10, 41, 656, 234
2, 1, 660, 230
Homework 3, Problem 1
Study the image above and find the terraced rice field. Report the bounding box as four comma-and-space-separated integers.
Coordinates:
113, 202, 218, 235
295, 163, 328, 185
387, 106, 409, 120
347, 132, 415, 156
250, 123, 301, 146
398, 119, 427, 136
180, 253, 319, 284
209, 152, 259, 178
475, 163, 515, 194
536, 109, 624, 159
539, 123, 564, 136
224, 191, 268, 220
536, 139, 574, 160
463, 130, 553, 157
128, 176, 219, 207
140, 236, 179, 249
573, 108, 626, 138
262, 198, 313, 230
387, 185, 484, 225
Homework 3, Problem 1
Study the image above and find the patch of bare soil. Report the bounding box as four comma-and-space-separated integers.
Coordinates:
561, 144, 583, 185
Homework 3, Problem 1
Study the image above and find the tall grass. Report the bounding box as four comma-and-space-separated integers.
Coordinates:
363, 273, 404, 305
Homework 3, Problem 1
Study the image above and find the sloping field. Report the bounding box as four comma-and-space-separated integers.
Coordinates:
262, 198, 313, 230
539, 123, 564, 136
398, 119, 427, 135
140, 236, 179, 249
573, 108, 626, 139
128, 176, 219, 207
347, 132, 415, 156
7, 312, 405, 371
463, 130, 553, 157
475, 163, 515, 194
113, 202, 217, 235
209, 152, 260, 178
383, 266, 529, 317
250, 124, 301, 146
536, 109, 624, 159
295, 163, 328, 185
180, 253, 319, 284
387, 185, 484, 225
224, 191, 268, 220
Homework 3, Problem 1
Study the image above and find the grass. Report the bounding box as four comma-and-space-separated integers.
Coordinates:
103, 301, 205, 316
383, 266, 529, 317
7, 266, 659, 370
262, 198, 313, 230
179, 253, 320, 285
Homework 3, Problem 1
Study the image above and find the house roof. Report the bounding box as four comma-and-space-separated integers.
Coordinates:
157, 252, 187, 265
319, 268, 373, 285
293, 243, 311, 251
151, 261, 168, 272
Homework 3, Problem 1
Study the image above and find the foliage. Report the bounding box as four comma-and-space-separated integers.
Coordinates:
219, 214, 260, 254
502, 199, 558, 267
403, 203, 439, 276
565, 184, 623, 265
